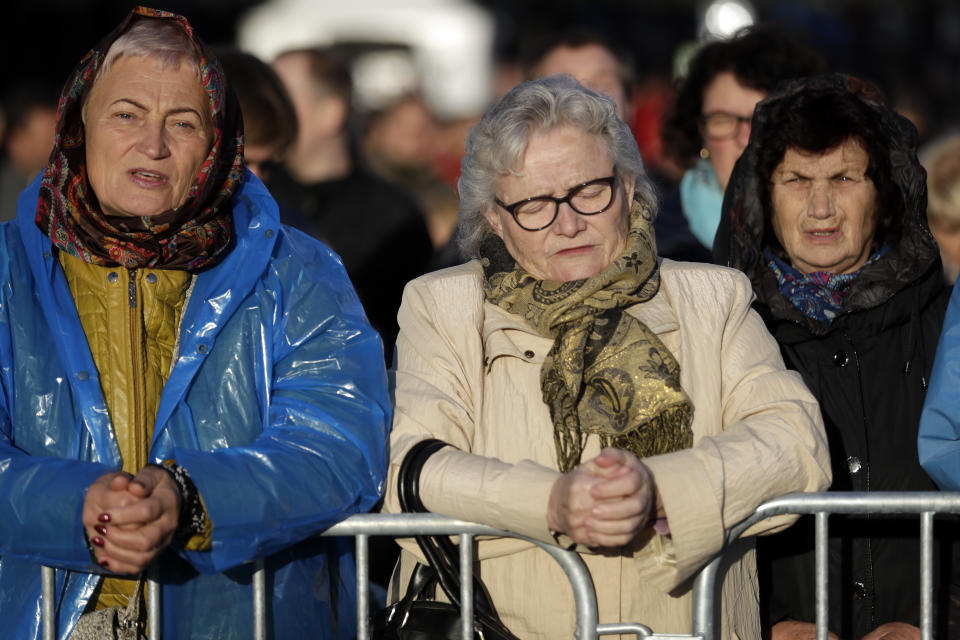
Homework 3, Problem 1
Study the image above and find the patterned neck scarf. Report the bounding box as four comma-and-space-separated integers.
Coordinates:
35, 6, 244, 271
765, 246, 890, 326
481, 200, 693, 472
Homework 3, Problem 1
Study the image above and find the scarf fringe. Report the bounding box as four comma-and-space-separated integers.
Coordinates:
556, 404, 693, 472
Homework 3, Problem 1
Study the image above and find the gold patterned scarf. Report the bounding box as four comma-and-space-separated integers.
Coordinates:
481, 200, 693, 472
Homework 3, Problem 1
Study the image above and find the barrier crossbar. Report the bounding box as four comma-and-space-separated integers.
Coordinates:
38, 492, 960, 640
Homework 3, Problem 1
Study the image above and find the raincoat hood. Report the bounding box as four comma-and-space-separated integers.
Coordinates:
717, 73, 940, 335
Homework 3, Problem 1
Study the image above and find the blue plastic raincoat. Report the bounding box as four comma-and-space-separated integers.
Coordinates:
0, 172, 390, 639
919, 280, 960, 490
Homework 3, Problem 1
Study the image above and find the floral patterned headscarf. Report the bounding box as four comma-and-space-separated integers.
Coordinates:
35, 6, 244, 271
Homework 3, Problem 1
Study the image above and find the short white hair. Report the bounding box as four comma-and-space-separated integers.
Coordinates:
456, 74, 656, 257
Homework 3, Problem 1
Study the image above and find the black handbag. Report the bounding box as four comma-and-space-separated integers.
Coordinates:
371, 439, 519, 640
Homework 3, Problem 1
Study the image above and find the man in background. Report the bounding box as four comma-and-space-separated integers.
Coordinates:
269, 47, 434, 363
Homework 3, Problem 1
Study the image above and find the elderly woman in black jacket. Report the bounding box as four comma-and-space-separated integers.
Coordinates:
717, 74, 952, 640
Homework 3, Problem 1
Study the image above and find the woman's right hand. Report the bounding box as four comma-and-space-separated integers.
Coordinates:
769, 620, 840, 640
546, 447, 656, 548
82, 472, 139, 569
81, 468, 181, 574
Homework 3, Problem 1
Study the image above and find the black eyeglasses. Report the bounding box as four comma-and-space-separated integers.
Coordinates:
494, 175, 619, 232
698, 111, 752, 141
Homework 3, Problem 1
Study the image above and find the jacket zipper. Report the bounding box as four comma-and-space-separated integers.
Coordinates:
128, 269, 144, 469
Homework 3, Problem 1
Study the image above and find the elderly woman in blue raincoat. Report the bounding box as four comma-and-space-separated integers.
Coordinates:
0, 7, 389, 639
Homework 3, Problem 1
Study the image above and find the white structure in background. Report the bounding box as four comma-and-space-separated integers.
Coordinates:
700, 0, 756, 40
237, 0, 495, 120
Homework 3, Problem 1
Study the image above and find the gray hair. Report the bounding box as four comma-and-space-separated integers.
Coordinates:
85, 19, 203, 113
456, 74, 656, 257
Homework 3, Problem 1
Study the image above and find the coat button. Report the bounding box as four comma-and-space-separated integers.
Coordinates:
77, 370, 89, 381
524, 350, 535, 359
107, 272, 118, 283
197, 344, 208, 354
145, 273, 157, 284
847, 456, 862, 474
833, 350, 849, 367
852, 580, 867, 599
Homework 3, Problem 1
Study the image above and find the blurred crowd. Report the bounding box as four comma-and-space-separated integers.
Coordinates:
4, 2, 960, 346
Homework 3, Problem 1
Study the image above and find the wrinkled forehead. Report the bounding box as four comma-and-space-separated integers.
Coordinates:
81, 54, 211, 130
775, 137, 871, 173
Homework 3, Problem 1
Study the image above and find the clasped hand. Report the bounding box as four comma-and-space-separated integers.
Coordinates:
547, 447, 658, 548
81, 466, 181, 575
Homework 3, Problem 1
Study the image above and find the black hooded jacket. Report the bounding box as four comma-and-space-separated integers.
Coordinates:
716, 74, 953, 639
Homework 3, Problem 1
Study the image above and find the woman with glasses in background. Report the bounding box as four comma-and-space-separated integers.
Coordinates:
662, 26, 825, 253
383, 74, 831, 639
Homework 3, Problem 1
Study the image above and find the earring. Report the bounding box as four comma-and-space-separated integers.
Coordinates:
699, 147, 710, 159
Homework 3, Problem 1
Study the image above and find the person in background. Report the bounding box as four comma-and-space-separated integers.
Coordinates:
269, 47, 434, 362
523, 27, 707, 262
919, 133, 960, 284
0, 8, 389, 638
717, 73, 953, 640
213, 46, 297, 182
0, 82, 57, 220
363, 93, 463, 269
663, 26, 826, 255
384, 74, 830, 639
522, 28, 632, 120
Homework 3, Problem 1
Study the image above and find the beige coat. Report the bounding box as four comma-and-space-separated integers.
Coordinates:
384, 259, 831, 639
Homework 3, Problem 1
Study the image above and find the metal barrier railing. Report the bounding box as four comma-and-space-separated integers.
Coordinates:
691, 492, 960, 640
39, 492, 960, 640
39, 513, 603, 640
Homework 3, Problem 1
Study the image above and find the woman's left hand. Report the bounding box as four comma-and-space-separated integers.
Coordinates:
91, 465, 181, 575
548, 447, 659, 548
583, 448, 660, 545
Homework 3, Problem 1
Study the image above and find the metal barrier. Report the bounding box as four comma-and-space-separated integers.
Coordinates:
691, 491, 960, 640
39, 492, 960, 640
39, 513, 602, 640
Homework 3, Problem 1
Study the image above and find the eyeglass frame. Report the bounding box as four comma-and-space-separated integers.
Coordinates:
493, 175, 620, 232
698, 111, 753, 141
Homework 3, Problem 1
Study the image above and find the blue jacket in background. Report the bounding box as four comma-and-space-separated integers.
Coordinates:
0, 172, 390, 639
920, 278, 960, 490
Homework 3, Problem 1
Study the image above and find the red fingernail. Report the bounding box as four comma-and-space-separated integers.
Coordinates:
98, 513, 111, 523
99, 559, 109, 568
94, 525, 107, 536
91, 536, 104, 547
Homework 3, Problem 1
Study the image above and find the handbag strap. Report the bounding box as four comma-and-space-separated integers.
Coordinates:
397, 439, 517, 637
398, 439, 464, 603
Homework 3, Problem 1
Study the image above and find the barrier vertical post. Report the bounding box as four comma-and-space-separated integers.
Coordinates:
459, 533, 473, 640
356, 534, 370, 640
815, 512, 829, 640
253, 558, 267, 640
920, 512, 933, 640
41, 566, 56, 640
691, 556, 718, 640
147, 567, 161, 639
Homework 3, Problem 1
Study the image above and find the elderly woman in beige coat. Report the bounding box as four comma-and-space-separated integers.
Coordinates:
384, 75, 831, 639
